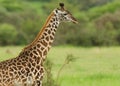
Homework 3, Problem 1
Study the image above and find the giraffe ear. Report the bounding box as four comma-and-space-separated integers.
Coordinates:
59, 3, 64, 10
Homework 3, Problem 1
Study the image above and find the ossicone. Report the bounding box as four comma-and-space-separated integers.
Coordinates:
59, 3, 64, 10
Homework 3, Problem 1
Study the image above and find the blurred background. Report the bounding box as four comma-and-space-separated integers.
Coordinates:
0, 0, 120, 46
0, 0, 120, 86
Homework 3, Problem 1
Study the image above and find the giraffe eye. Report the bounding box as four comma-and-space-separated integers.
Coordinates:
64, 13, 67, 15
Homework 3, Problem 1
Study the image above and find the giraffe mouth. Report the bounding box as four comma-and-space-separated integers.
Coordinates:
72, 20, 79, 24
71, 17, 78, 24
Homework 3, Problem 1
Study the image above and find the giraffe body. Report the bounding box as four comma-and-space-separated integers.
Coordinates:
0, 3, 78, 86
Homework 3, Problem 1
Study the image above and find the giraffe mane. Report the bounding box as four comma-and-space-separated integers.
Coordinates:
23, 11, 55, 51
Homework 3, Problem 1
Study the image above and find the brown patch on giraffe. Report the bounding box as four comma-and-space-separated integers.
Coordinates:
48, 30, 51, 34
45, 29, 48, 32
55, 17, 58, 21
17, 71, 21, 76
18, 65, 22, 70
41, 40, 47, 46
25, 51, 29, 56
29, 73, 32, 76
27, 50, 30, 53
35, 74, 39, 79
48, 46, 50, 51
28, 63, 32, 68
44, 32, 47, 36
53, 18, 55, 21
49, 42, 52, 45
50, 28, 53, 31
40, 61, 43, 66
40, 67, 44, 73
52, 32, 55, 36
12, 63, 16, 66
33, 51, 38, 55
9, 72, 13, 76
30, 53, 33, 57
33, 46, 37, 49
54, 29, 57, 32
7, 78, 10, 82
50, 20, 53, 22
36, 65, 40, 70
41, 47, 44, 50
36, 80, 41, 86
36, 58, 40, 64
37, 44, 40, 48
37, 49, 42, 57
21, 69, 25, 74
30, 48, 33, 51
32, 62, 36, 67
29, 58, 33, 63
9, 67, 14, 72
52, 24, 55, 28
43, 50, 47, 56
40, 75, 43, 80
14, 71, 18, 74
17, 62, 21, 65
31, 67, 34, 71
41, 35, 45, 40
0, 73, 2, 78
14, 59, 17, 63
47, 24, 51, 27
33, 56, 37, 60
21, 75, 24, 78
25, 67, 30, 73
55, 25, 57, 28
34, 69, 37, 74
13, 66, 17, 70
50, 35, 54, 40
46, 36, 49, 41
23, 78, 27, 82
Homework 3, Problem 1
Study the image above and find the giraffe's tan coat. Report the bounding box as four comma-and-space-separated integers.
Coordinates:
0, 3, 78, 86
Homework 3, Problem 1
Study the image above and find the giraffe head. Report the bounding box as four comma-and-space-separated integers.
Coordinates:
54, 3, 78, 24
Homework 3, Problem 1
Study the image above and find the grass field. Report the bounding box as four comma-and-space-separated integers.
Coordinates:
0, 46, 120, 86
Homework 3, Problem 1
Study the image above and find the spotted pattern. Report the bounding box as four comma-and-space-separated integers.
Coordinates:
0, 6, 77, 86
0, 8, 60, 86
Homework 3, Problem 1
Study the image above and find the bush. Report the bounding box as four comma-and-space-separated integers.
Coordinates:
93, 11, 120, 46
0, 23, 18, 45
93, 29, 118, 46
88, 1, 120, 20
0, 0, 120, 46
43, 54, 77, 86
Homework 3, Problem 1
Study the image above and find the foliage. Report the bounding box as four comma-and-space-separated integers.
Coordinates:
87, 1, 120, 20
43, 54, 77, 86
0, 0, 120, 46
0, 23, 18, 45
43, 59, 59, 86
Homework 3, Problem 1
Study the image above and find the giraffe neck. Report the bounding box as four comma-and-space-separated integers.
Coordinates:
23, 11, 60, 61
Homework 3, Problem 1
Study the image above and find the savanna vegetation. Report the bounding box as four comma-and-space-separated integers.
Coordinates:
0, 46, 120, 86
1, 0, 120, 86
0, 0, 120, 46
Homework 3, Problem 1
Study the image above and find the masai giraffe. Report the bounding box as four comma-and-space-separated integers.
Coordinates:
0, 3, 78, 86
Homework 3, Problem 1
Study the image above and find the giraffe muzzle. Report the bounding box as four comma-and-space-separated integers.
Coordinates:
71, 17, 78, 24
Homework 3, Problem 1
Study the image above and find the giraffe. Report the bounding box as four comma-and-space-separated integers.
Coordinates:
0, 3, 78, 86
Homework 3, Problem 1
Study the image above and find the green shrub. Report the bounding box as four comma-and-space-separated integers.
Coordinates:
88, 1, 120, 20
0, 23, 18, 45
0, 0, 120, 46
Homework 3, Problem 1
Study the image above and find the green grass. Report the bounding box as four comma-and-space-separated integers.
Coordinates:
0, 46, 120, 86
